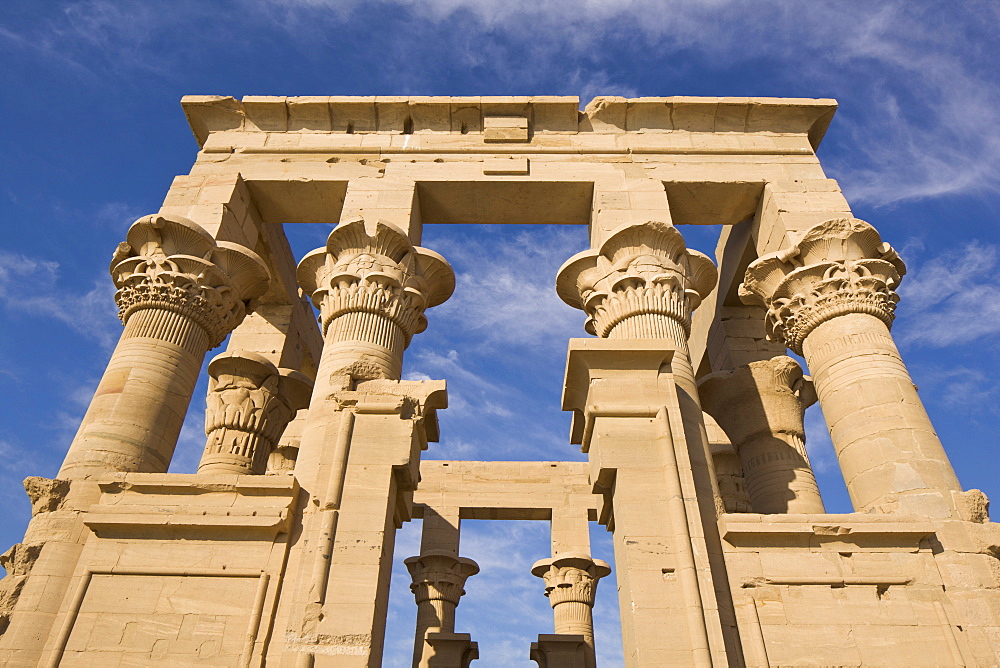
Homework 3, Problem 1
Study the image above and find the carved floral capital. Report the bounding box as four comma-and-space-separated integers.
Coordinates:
404, 551, 480, 606
556, 222, 717, 338
200, 351, 313, 474
296, 217, 455, 343
739, 217, 906, 355
111, 214, 270, 347
530, 554, 611, 607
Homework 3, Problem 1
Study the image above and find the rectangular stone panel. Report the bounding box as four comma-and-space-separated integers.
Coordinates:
61, 574, 258, 666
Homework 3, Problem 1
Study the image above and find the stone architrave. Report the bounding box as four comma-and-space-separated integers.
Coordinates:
699, 356, 825, 514
198, 351, 313, 475
740, 217, 964, 517
405, 551, 480, 668
59, 214, 269, 479
531, 554, 610, 665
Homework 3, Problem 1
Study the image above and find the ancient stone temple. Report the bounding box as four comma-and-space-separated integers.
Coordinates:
1, 95, 998, 667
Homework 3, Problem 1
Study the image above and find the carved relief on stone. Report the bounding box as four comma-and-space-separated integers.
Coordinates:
739, 217, 906, 355
199, 351, 313, 475
296, 217, 455, 343
556, 221, 717, 339
111, 214, 270, 347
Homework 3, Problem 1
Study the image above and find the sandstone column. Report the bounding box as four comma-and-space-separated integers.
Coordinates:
59, 214, 269, 479
740, 217, 963, 518
405, 551, 480, 668
558, 221, 739, 665
197, 351, 313, 474
699, 356, 825, 514
289, 216, 455, 665
531, 554, 610, 667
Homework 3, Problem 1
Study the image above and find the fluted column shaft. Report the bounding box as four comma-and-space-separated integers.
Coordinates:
59, 214, 269, 479
742, 217, 963, 518
699, 356, 824, 514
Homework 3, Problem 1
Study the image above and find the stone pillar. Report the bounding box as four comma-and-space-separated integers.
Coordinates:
288, 216, 455, 665
405, 551, 479, 668
740, 217, 964, 518
531, 554, 610, 666
555, 221, 721, 508
699, 356, 825, 514
59, 214, 269, 479
557, 221, 740, 665
197, 351, 313, 474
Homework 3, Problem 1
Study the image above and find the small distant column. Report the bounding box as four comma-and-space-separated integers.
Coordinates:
405, 551, 480, 668
197, 351, 312, 475
531, 554, 610, 667
59, 214, 269, 479
740, 217, 963, 518
699, 356, 825, 514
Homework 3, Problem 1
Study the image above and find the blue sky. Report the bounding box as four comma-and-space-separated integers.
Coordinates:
1, 1, 999, 665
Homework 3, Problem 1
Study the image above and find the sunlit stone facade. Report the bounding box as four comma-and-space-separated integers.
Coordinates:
1, 95, 998, 667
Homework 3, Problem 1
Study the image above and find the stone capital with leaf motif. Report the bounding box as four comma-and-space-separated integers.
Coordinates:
556, 222, 717, 339
296, 217, 455, 344
739, 217, 905, 355
199, 351, 313, 475
111, 214, 270, 348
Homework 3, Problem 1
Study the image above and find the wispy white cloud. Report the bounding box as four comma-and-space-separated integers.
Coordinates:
0, 250, 119, 348
896, 241, 1000, 347
909, 365, 1000, 418
427, 226, 588, 351
94, 201, 144, 229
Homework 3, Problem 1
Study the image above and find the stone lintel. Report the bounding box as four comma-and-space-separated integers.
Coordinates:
182, 95, 837, 150
413, 461, 598, 521
83, 473, 299, 536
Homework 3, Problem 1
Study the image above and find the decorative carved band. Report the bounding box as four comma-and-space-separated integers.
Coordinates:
297, 217, 455, 345
199, 352, 313, 475
111, 214, 270, 348
556, 222, 717, 340
739, 217, 906, 355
